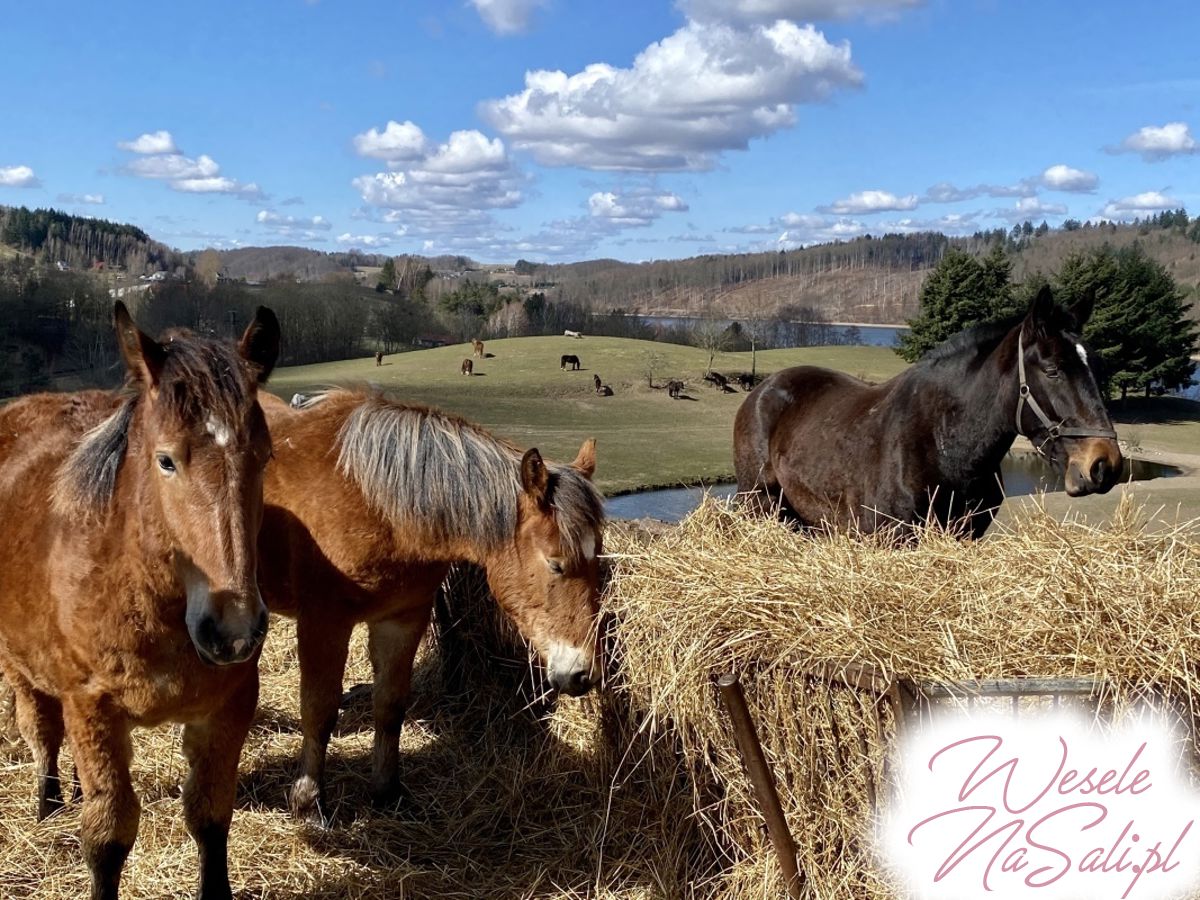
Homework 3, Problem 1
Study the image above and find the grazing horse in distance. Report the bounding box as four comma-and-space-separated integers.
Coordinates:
0, 302, 280, 899
734, 286, 1122, 537
461, 358, 474, 376
375, 351, 384, 366
472, 338, 484, 359
256, 390, 605, 824
564, 329, 583, 339
667, 380, 685, 399
561, 354, 581, 371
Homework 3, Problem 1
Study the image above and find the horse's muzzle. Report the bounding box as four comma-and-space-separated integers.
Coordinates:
546, 642, 599, 697
188, 599, 269, 666
1064, 439, 1124, 497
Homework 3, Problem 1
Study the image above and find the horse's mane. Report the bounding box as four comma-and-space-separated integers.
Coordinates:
913, 317, 1018, 368
56, 330, 259, 512
331, 391, 605, 562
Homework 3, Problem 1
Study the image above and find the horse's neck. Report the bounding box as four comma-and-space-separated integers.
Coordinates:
919, 330, 1021, 480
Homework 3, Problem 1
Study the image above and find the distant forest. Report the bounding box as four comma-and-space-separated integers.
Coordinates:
1, 203, 1197, 398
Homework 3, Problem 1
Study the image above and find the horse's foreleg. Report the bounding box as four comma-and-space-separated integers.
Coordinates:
5, 667, 66, 820
63, 694, 138, 900
291, 614, 353, 825
181, 670, 257, 900
367, 606, 431, 809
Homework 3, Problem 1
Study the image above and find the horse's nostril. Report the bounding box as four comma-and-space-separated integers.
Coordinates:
568, 670, 593, 695
1090, 458, 1108, 485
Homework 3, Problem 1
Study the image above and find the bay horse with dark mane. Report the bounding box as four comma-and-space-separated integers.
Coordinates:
0, 302, 280, 899
734, 287, 1122, 537
257, 390, 605, 823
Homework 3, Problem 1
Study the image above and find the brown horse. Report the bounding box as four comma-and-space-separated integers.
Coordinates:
472, 338, 484, 359
461, 357, 474, 376
257, 390, 605, 824
734, 287, 1122, 537
375, 350, 384, 366
0, 303, 280, 899
560, 354, 581, 371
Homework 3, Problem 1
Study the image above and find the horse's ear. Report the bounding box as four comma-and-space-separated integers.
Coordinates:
1068, 287, 1096, 331
572, 438, 597, 480
239, 306, 281, 384
113, 301, 167, 387
521, 448, 550, 505
1024, 284, 1056, 337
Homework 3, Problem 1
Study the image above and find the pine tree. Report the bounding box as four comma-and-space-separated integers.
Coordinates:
897, 247, 1014, 361
377, 257, 397, 292
1056, 244, 1198, 398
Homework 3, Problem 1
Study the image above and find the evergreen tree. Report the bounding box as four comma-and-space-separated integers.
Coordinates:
897, 247, 1014, 361
1056, 244, 1198, 398
377, 257, 397, 292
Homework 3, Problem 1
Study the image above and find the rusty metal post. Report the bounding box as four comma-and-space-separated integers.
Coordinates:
717, 672, 805, 899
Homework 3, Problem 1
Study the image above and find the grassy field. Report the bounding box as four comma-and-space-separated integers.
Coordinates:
269, 336, 908, 494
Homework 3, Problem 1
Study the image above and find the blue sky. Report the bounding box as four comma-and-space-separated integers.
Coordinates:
1, 0, 1197, 262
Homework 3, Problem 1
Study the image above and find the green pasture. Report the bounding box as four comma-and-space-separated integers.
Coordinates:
268, 336, 907, 494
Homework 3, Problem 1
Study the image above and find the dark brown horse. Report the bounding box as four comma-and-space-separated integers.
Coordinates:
560, 354, 581, 371
734, 287, 1122, 537
374, 350, 384, 366
0, 303, 280, 899
257, 390, 605, 824
461, 357, 474, 376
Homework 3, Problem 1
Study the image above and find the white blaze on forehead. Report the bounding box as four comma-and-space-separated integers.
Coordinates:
579, 530, 597, 561
1075, 343, 1088, 365
205, 415, 233, 448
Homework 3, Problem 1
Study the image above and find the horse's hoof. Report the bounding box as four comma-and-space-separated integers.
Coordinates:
289, 777, 331, 829
369, 778, 412, 812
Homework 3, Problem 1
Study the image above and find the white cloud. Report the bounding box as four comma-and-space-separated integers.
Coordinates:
352, 128, 525, 238
0, 165, 41, 188
587, 190, 689, 225
730, 208, 980, 249
1113, 122, 1197, 161
922, 181, 1034, 203
117, 130, 178, 155
817, 189, 918, 214
679, 0, 923, 24
352, 120, 429, 163
1039, 164, 1098, 193
995, 195, 1068, 222
118, 134, 263, 200
336, 232, 395, 248
481, 19, 862, 171
256, 210, 332, 232
57, 192, 105, 205
1101, 190, 1181, 219
469, 0, 547, 34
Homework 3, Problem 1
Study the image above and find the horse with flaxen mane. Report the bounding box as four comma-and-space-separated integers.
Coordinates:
472, 338, 484, 359
461, 357, 474, 376
560, 354, 581, 371
734, 287, 1122, 537
257, 390, 605, 823
0, 302, 280, 899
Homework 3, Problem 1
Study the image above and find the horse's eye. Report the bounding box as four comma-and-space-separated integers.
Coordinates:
156, 453, 177, 475
547, 558, 565, 576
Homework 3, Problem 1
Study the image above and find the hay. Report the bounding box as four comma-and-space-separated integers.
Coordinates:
604, 495, 1200, 898
1, 498, 1198, 898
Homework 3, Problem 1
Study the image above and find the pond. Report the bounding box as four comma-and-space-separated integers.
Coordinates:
605, 455, 1181, 523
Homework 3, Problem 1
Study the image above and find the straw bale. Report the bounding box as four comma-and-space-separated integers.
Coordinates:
603, 495, 1200, 898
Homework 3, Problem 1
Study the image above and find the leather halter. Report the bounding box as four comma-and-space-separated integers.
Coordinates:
1016, 331, 1118, 456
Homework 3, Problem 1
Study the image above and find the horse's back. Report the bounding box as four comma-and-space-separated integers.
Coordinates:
734, 367, 875, 487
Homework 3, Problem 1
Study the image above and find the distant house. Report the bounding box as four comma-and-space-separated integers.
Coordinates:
413, 334, 455, 349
